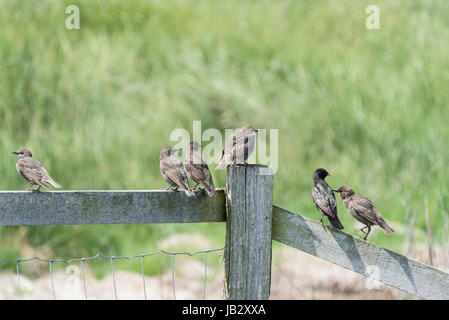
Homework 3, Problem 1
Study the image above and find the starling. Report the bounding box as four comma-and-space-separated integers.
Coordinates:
334, 185, 394, 240
216, 125, 262, 170
12, 148, 62, 192
160, 147, 194, 197
184, 141, 217, 197
311, 168, 344, 231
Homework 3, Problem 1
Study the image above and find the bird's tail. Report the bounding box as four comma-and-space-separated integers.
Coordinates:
46, 177, 62, 189
328, 215, 344, 231
205, 187, 217, 197
215, 159, 227, 170
379, 219, 395, 234
184, 187, 195, 197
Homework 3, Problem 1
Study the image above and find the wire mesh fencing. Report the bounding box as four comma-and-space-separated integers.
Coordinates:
0, 248, 225, 300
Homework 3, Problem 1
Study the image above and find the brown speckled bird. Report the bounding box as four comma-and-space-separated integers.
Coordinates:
160, 147, 194, 197
184, 141, 216, 197
311, 168, 344, 231
13, 148, 62, 192
216, 126, 262, 170
334, 185, 394, 240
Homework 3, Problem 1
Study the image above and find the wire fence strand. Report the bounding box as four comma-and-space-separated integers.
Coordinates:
49, 260, 56, 300
16, 261, 21, 297
171, 255, 176, 300
80, 258, 87, 300
203, 252, 208, 300
0, 248, 224, 300
140, 255, 147, 300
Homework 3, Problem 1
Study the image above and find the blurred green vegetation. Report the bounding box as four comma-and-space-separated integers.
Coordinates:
1, 0, 449, 276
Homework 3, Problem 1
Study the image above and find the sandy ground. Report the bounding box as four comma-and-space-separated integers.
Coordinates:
1, 242, 447, 300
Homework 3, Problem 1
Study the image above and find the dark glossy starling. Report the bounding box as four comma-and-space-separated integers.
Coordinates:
216, 126, 262, 170
334, 185, 394, 240
12, 148, 62, 192
184, 141, 217, 197
311, 168, 344, 231
160, 147, 194, 197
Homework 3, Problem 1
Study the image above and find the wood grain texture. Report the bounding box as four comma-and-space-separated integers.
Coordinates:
225, 165, 274, 300
272, 205, 449, 300
0, 190, 226, 226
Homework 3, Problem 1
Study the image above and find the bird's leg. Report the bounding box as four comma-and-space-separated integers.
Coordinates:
193, 183, 199, 190
320, 217, 327, 231
231, 157, 237, 168
33, 185, 41, 193
360, 227, 367, 239
173, 186, 179, 192
363, 226, 371, 241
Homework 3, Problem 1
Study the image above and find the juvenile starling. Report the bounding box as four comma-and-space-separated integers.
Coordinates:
216, 125, 262, 170
160, 147, 194, 197
311, 168, 344, 231
12, 148, 62, 192
334, 185, 394, 240
184, 141, 217, 197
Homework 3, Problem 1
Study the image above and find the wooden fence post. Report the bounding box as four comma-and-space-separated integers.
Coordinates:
225, 164, 274, 300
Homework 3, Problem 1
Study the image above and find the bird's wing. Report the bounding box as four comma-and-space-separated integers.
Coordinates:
312, 182, 338, 219
160, 158, 178, 186
192, 153, 215, 189
17, 158, 48, 188
185, 154, 205, 183
162, 159, 191, 190
220, 129, 244, 159
348, 196, 379, 225
227, 134, 255, 163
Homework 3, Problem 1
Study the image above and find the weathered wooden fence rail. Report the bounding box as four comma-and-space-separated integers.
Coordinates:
272, 206, 449, 300
0, 190, 226, 225
1, 165, 448, 300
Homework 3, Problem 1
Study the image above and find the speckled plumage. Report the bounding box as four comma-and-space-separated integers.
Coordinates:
216, 126, 261, 170
335, 185, 394, 240
184, 141, 216, 197
160, 147, 194, 197
13, 148, 62, 191
311, 168, 343, 231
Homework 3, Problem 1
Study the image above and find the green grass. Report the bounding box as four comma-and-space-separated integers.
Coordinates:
1, 0, 449, 275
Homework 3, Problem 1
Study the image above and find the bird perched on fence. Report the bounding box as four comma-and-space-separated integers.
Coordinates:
334, 185, 394, 240
160, 147, 194, 197
12, 148, 62, 192
216, 125, 262, 170
311, 168, 344, 231
184, 141, 217, 197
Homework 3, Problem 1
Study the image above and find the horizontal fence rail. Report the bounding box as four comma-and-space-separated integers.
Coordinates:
272, 205, 449, 300
0, 190, 226, 226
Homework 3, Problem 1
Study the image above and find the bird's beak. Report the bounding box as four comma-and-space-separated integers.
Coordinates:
174, 148, 182, 153
328, 173, 333, 176
332, 189, 340, 193
12, 152, 18, 155
256, 128, 265, 132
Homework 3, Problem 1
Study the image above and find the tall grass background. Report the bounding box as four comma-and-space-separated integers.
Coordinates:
1, 0, 448, 277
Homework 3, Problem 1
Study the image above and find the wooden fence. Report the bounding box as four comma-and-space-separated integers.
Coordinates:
1, 165, 448, 300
